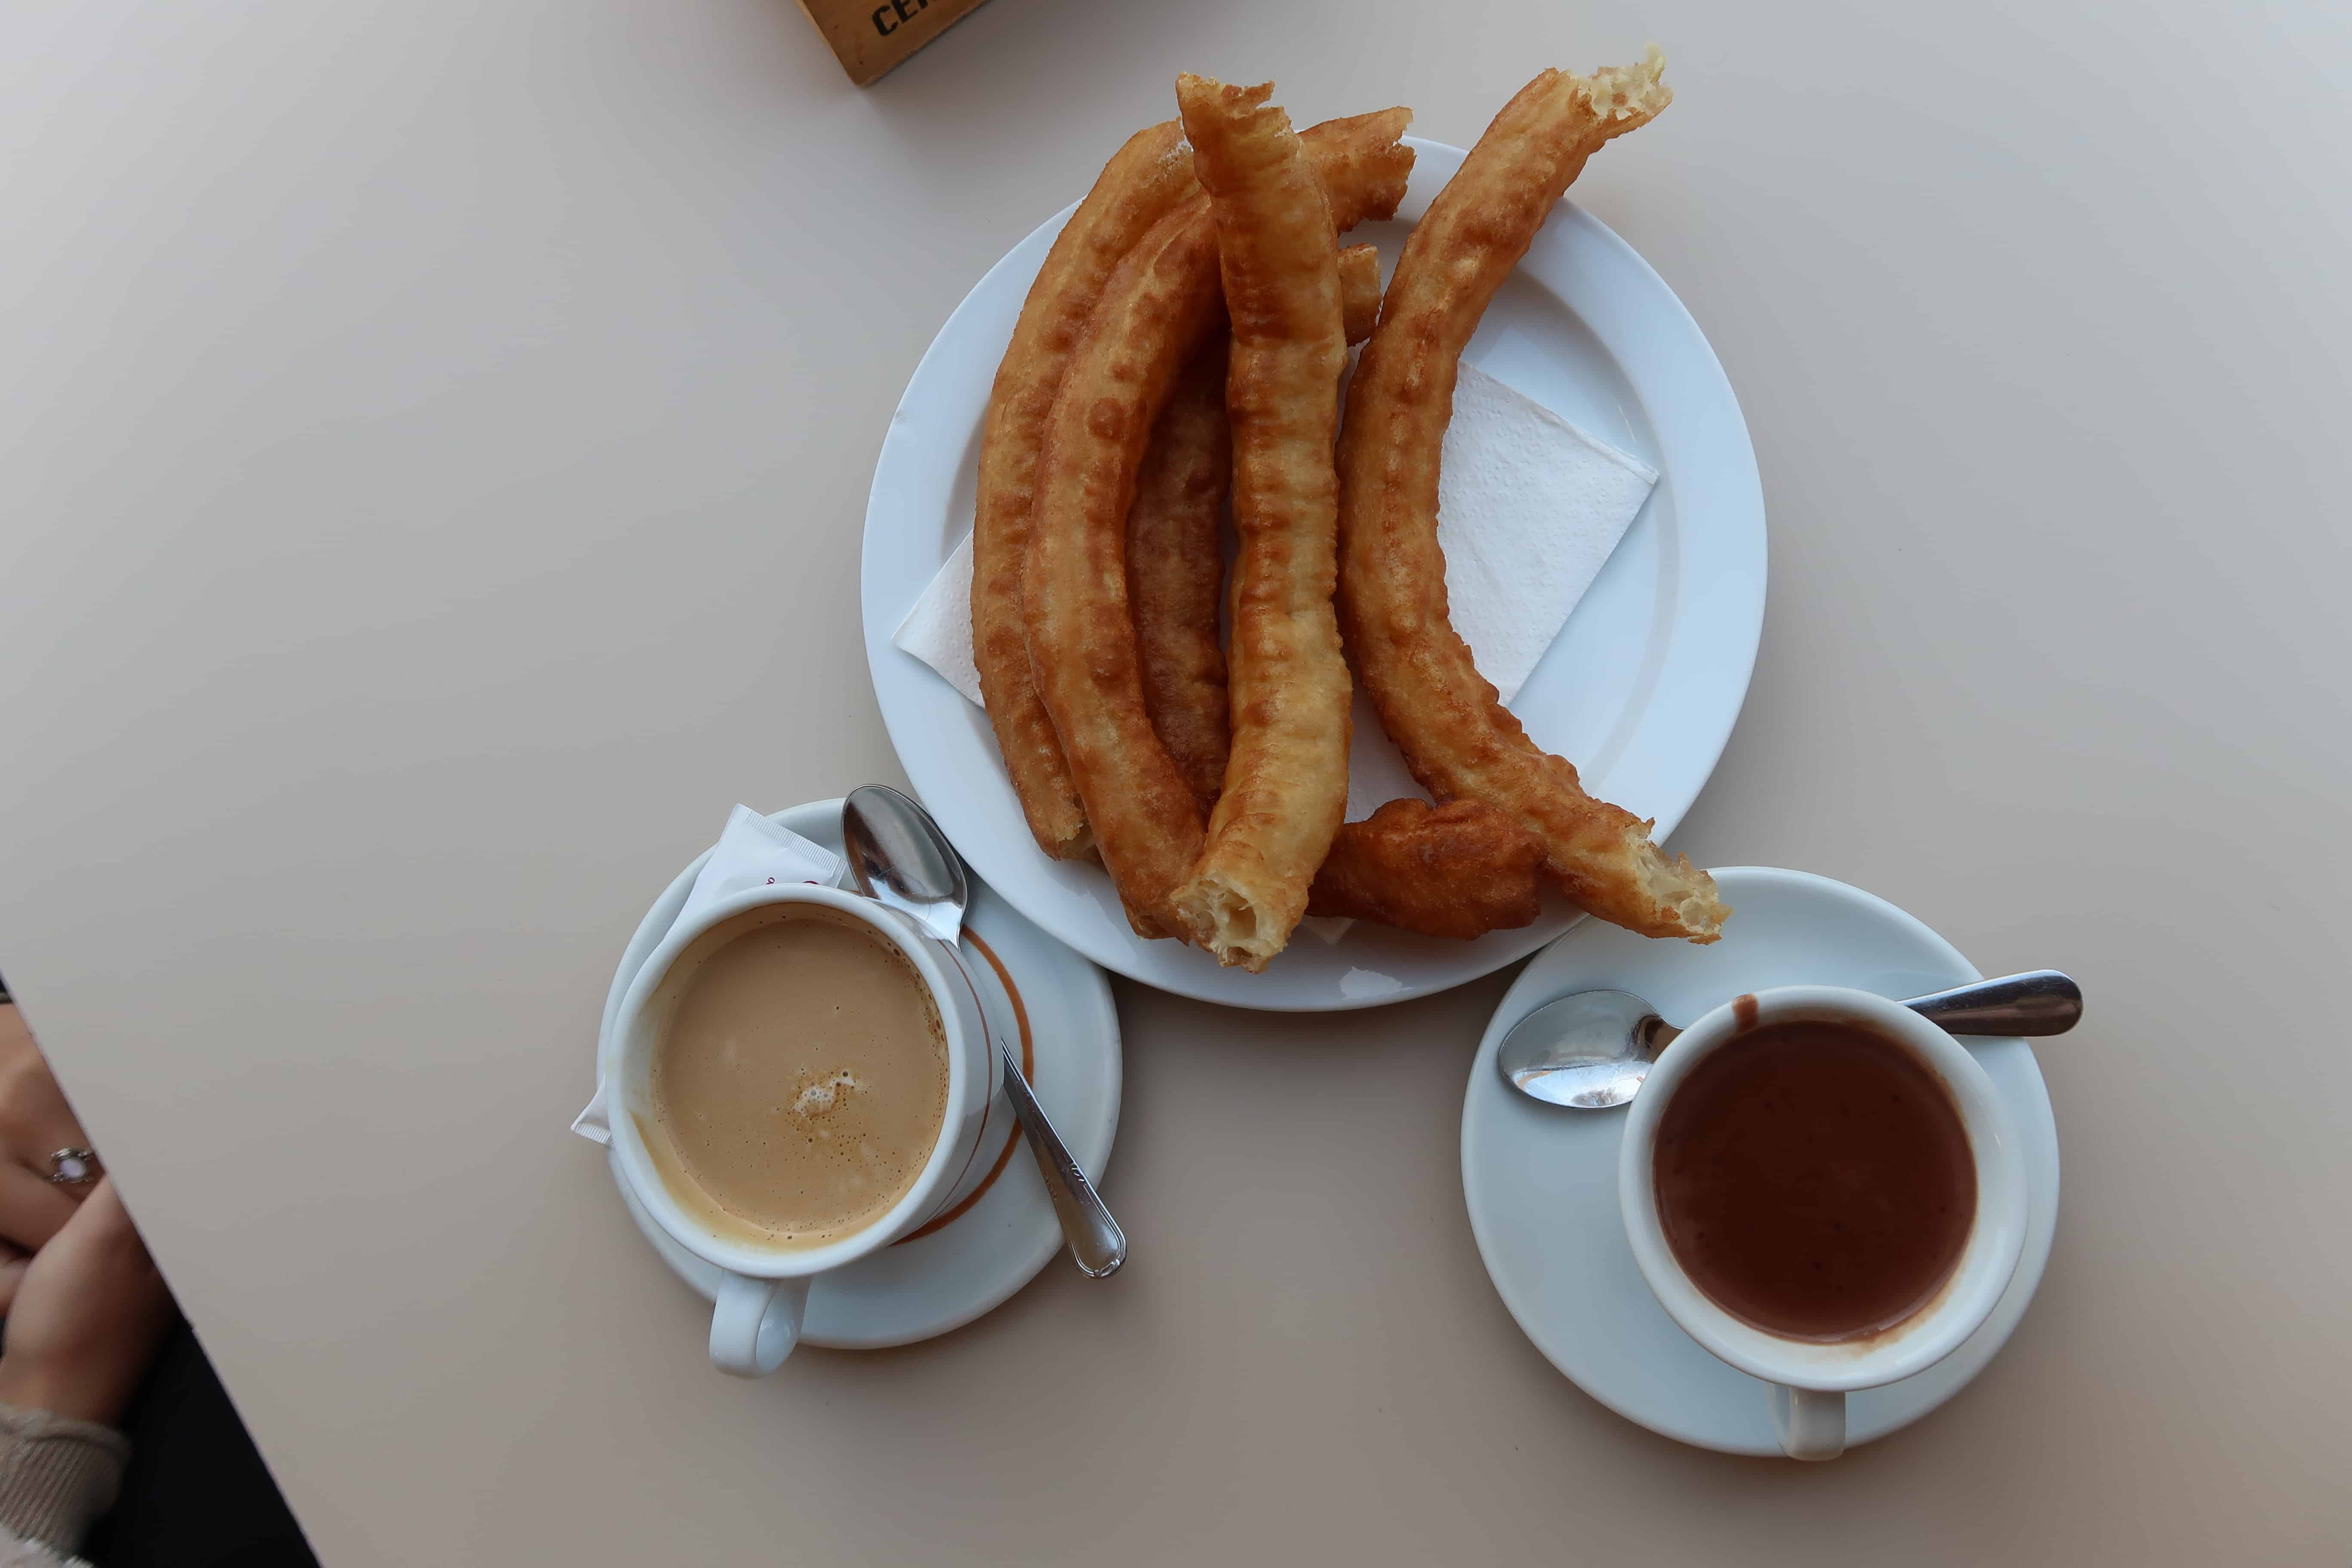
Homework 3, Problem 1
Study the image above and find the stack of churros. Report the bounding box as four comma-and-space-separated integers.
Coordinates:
973, 54, 1727, 971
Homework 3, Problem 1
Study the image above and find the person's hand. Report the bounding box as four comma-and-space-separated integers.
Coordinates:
0, 1006, 94, 1253
0, 1179, 172, 1425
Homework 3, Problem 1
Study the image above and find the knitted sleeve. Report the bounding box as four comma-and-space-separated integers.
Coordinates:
0, 1403, 125, 1567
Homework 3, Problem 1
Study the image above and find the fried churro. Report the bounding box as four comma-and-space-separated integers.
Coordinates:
1128, 338, 1232, 816
1338, 243, 1382, 346
1026, 108, 1412, 938
1308, 798, 1546, 939
1128, 245, 1384, 818
1335, 52, 1728, 942
973, 122, 1198, 861
1163, 74, 1352, 971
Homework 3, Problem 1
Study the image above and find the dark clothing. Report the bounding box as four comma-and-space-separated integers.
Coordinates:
78, 1322, 315, 1568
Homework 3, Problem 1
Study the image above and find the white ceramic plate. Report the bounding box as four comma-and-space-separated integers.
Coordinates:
597, 802, 1121, 1349
1461, 867, 2061, 1455
861, 137, 1765, 1011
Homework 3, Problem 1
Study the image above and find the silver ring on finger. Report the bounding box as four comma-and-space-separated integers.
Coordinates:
46, 1148, 100, 1186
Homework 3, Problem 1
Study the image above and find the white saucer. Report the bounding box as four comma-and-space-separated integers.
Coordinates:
597, 800, 1121, 1349
1461, 867, 2061, 1455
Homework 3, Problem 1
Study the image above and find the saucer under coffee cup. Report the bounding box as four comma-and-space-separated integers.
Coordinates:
607, 883, 1000, 1376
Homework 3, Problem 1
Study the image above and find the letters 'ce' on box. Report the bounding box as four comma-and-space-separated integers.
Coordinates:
796, 0, 993, 86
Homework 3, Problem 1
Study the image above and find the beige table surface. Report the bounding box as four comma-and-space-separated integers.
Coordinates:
3, 0, 2349, 1561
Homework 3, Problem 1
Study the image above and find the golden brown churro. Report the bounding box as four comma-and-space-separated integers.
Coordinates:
973, 122, 1197, 861
1128, 247, 1384, 818
1308, 799, 1546, 939
1026, 110, 1412, 938
1026, 197, 1219, 936
1127, 339, 1232, 816
1338, 243, 1382, 345
1335, 53, 1728, 942
1164, 75, 1353, 971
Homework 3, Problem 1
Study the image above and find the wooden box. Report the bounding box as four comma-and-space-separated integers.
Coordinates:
794, 0, 994, 86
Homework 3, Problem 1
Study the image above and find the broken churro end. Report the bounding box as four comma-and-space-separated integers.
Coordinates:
1168, 872, 1283, 973
1630, 826, 1728, 943
1580, 44, 1672, 126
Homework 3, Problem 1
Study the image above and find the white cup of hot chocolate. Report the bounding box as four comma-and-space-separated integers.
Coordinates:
1617, 985, 2029, 1460
608, 884, 999, 1376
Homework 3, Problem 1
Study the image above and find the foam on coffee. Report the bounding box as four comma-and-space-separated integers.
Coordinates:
644, 906, 949, 1250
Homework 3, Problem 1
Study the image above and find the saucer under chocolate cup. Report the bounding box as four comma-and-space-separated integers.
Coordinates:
1616, 983, 2030, 1458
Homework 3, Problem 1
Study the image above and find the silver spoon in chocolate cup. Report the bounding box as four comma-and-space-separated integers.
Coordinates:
1498, 970, 2083, 1109
841, 785, 1127, 1278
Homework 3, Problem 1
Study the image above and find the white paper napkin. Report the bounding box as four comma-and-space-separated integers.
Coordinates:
570, 805, 845, 1145
891, 363, 1658, 712
1427, 365, 1660, 701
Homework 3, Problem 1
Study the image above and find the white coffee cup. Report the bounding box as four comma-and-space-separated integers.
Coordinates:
1617, 984, 2029, 1460
608, 884, 999, 1376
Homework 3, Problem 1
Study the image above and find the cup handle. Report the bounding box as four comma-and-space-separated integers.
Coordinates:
710, 1274, 810, 1377
1769, 1384, 1845, 1461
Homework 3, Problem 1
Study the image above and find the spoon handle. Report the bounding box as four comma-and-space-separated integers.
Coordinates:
1905, 970, 2082, 1037
998, 1042, 1127, 1278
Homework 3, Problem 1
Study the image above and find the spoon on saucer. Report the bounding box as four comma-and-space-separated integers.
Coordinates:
842, 786, 1127, 1278
1498, 969, 2083, 1110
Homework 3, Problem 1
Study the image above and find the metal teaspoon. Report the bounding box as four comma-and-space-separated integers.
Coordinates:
1498, 969, 2083, 1109
841, 786, 1127, 1277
